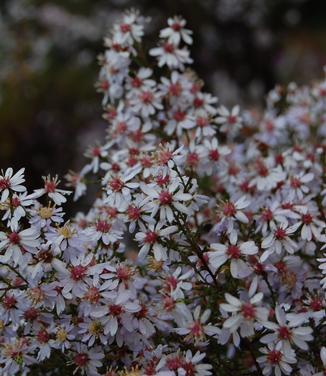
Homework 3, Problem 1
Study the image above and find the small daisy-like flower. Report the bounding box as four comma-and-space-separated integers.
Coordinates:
160, 16, 193, 45
257, 342, 296, 376
0, 168, 26, 203
216, 105, 242, 132
209, 233, 258, 278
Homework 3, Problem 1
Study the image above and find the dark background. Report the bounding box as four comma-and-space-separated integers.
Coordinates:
1, 0, 326, 191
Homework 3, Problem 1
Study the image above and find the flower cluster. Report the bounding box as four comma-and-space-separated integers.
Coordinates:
0, 10, 325, 376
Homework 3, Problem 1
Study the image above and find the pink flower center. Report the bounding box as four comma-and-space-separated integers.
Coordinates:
290, 177, 301, 188
310, 298, 322, 311
165, 276, 178, 290
193, 97, 203, 108
302, 213, 313, 224
223, 202, 236, 217
70, 265, 87, 281
187, 152, 199, 167
228, 115, 237, 125
44, 181, 56, 193
209, 149, 220, 161
261, 209, 273, 222
109, 304, 123, 316
163, 42, 175, 53
274, 228, 286, 240
74, 353, 89, 367
24, 307, 39, 321
144, 231, 158, 244
182, 362, 195, 376
159, 191, 173, 205
267, 350, 282, 365
196, 116, 208, 128
9, 232, 20, 245
173, 111, 186, 122
227, 245, 241, 259
156, 175, 170, 186
190, 321, 203, 337
120, 23, 131, 33
158, 150, 173, 165
127, 205, 141, 221
167, 356, 183, 370
241, 303, 256, 320
140, 91, 153, 104
172, 22, 181, 31
96, 220, 111, 233
91, 147, 101, 157
257, 162, 268, 177
37, 329, 50, 343
131, 77, 142, 88
116, 266, 132, 281
0, 178, 11, 190
84, 287, 100, 304
11, 197, 21, 208
278, 326, 291, 340
109, 178, 124, 192
3, 295, 17, 309
169, 83, 181, 96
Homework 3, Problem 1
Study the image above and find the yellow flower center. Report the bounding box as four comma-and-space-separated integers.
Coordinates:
39, 206, 54, 219
57, 224, 74, 239
89, 321, 103, 336
56, 327, 68, 342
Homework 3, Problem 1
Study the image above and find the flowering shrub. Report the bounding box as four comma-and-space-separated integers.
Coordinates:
0, 10, 326, 376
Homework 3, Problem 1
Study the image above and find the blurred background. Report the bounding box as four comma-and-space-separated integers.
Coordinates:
1, 0, 326, 191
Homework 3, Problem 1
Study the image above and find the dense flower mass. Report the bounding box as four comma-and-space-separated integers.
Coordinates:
0, 10, 325, 376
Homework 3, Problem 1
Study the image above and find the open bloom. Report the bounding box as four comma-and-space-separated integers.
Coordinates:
0, 168, 26, 203
261, 306, 313, 353
209, 234, 258, 278
257, 342, 296, 376
220, 288, 269, 339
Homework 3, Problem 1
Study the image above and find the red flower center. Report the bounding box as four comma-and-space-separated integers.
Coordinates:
159, 191, 173, 205
70, 265, 87, 281
163, 43, 175, 53
187, 152, 199, 167
172, 22, 181, 31
74, 353, 89, 367
310, 298, 322, 311
127, 205, 141, 221
140, 91, 153, 104
173, 111, 186, 122
169, 83, 181, 96
227, 245, 241, 259
274, 228, 286, 240
0, 178, 11, 190
144, 231, 158, 244
109, 178, 124, 192
278, 326, 291, 340
209, 149, 220, 161
9, 232, 20, 245
261, 209, 273, 222
96, 220, 111, 233
228, 115, 237, 125
290, 177, 301, 188
84, 287, 100, 304
190, 321, 203, 337
241, 303, 256, 320
156, 175, 170, 186
302, 213, 313, 224
3, 295, 17, 309
223, 202, 236, 217
120, 23, 131, 33
44, 181, 56, 193
37, 329, 50, 343
109, 304, 123, 316
267, 350, 282, 365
